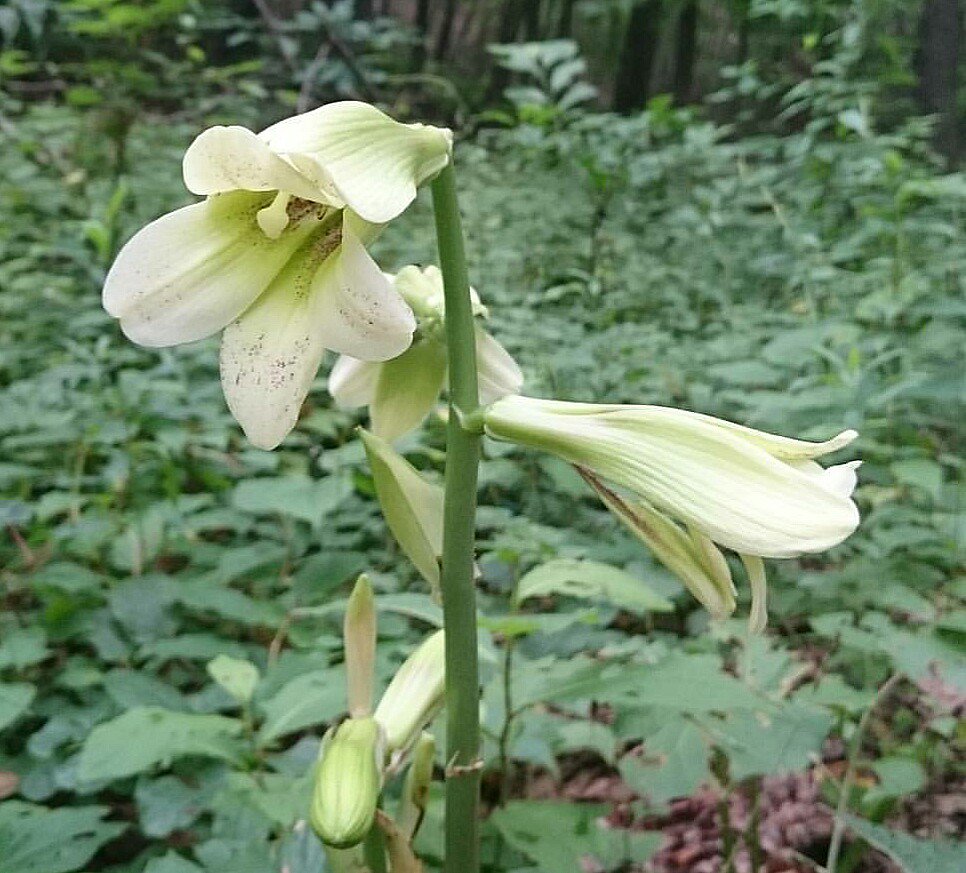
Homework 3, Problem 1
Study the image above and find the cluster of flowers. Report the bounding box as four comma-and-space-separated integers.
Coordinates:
104, 101, 861, 868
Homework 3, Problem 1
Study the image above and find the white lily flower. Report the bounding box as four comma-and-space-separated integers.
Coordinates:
485, 396, 861, 629
329, 265, 523, 441
103, 102, 454, 450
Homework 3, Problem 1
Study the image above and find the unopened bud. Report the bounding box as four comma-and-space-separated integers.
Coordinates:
344, 575, 377, 717
310, 717, 384, 849
398, 732, 435, 840
374, 630, 446, 761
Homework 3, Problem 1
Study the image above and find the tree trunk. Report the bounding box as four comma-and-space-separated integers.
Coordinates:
435, 0, 458, 60
734, 0, 750, 65
414, 0, 431, 68
613, 0, 665, 113
486, 0, 528, 100
557, 0, 576, 37
522, 0, 542, 41
673, 1, 699, 104
916, 0, 961, 162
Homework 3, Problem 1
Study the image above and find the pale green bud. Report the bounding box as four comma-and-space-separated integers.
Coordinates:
311, 717, 385, 849
397, 732, 435, 840
344, 575, 377, 717
374, 630, 446, 762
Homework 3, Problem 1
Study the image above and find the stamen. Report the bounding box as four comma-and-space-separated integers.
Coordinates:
257, 191, 291, 240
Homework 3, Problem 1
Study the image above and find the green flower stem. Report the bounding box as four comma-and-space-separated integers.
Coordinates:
431, 161, 482, 873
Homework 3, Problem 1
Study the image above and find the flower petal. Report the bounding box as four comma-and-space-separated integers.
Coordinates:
371, 339, 447, 441
219, 252, 328, 450
485, 397, 861, 558
103, 192, 318, 347
579, 468, 736, 621
475, 327, 523, 405
328, 356, 381, 408
313, 220, 416, 360
259, 101, 452, 224
182, 125, 329, 202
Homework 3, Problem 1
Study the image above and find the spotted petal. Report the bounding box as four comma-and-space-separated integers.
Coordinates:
219, 249, 328, 450
103, 192, 317, 347
182, 125, 330, 202
314, 219, 416, 361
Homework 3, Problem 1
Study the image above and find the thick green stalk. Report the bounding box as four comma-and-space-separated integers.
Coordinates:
431, 162, 482, 873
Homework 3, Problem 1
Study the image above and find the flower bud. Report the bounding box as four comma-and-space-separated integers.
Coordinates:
398, 732, 436, 840
344, 575, 377, 717
311, 717, 384, 849
374, 630, 446, 761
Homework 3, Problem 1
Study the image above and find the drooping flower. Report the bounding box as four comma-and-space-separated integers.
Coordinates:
103, 102, 454, 450
329, 265, 523, 441
484, 395, 861, 629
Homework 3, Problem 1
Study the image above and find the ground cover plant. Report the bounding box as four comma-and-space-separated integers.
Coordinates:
1, 2, 964, 872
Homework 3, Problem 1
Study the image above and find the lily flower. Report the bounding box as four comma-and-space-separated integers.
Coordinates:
484, 395, 861, 629
103, 102, 454, 450
328, 265, 523, 441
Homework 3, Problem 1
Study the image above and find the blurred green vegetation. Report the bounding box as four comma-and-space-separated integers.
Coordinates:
0, 2, 963, 872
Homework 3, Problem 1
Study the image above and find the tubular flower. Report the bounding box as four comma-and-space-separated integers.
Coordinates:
485, 396, 861, 629
328, 265, 523, 441
103, 102, 454, 450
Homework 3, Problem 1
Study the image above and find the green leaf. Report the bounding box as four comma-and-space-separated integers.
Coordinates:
0, 682, 35, 732
78, 707, 244, 781
619, 717, 708, 803
360, 429, 444, 591
207, 655, 260, 704
144, 853, 204, 873
711, 702, 834, 779
257, 670, 346, 746
0, 801, 126, 873
516, 558, 673, 614
612, 652, 769, 713
233, 474, 351, 525
490, 801, 660, 871
846, 816, 966, 873
0, 627, 47, 670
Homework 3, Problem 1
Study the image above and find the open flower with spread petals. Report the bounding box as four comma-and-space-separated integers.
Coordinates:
484, 395, 861, 629
329, 265, 523, 441
103, 102, 453, 450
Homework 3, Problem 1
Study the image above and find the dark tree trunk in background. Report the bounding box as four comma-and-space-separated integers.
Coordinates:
435, 0, 458, 59
557, 0, 576, 37
673, 1, 699, 103
356, 0, 373, 18
734, 0, 750, 64
487, 0, 528, 99
613, 0, 664, 112
916, 0, 961, 163
522, 0, 542, 41
414, 0, 431, 67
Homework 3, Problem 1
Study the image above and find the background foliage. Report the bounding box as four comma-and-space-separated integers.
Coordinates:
0, 1, 963, 872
